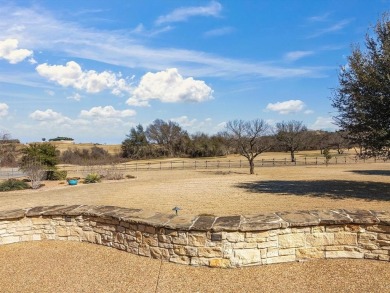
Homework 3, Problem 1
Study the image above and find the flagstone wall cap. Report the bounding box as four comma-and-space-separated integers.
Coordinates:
0, 206, 389, 231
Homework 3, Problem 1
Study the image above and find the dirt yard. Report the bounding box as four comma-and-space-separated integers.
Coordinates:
1, 161, 389, 216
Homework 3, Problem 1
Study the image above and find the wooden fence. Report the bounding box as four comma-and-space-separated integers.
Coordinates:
57, 155, 388, 175
1, 155, 388, 179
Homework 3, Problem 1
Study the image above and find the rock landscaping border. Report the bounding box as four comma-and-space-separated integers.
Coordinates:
1, 205, 390, 268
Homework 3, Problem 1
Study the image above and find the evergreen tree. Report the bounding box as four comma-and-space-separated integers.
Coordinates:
331, 14, 390, 157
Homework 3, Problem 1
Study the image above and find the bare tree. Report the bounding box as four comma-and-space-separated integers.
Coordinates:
226, 119, 272, 174
275, 120, 308, 162
21, 161, 45, 189
0, 131, 19, 167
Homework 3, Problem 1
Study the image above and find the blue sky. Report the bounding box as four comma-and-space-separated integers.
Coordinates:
0, 0, 388, 143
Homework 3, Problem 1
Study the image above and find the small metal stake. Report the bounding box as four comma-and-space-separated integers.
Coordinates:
172, 206, 181, 215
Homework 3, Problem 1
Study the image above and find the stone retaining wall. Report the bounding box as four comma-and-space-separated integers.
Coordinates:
1, 205, 390, 268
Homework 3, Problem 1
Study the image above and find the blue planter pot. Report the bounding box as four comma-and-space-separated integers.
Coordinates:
68, 179, 78, 185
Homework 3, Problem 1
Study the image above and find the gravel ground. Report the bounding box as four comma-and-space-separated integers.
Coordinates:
0, 241, 389, 293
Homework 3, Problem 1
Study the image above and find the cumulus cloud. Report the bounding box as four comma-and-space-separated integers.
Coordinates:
80, 106, 136, 119
266, 99, 306, 114
155, 1, 222, 25
36, 61, 133, 95
0, 38, 33, 64
284, 51, 314, 62
0, 103, 9, 117
127, 68, 213, 107
29, 109, 65, 121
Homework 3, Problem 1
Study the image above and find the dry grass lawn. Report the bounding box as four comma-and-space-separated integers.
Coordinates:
1, 160, 389, 216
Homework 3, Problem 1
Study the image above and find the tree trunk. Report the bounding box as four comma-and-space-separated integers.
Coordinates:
290, 150, 295, 162
249, 158, 255, 174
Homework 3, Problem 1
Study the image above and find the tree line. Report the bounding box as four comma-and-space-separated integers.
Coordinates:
121, 119, 350, 159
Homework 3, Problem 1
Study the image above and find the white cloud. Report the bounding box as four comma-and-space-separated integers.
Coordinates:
204, 27, 235, 38
0, 38, 33, 64
171, 116, 197, 127
308, 13, 330, 22
171, 116, 224, 133
308, 19, 352, 38
36, 61, 133, 95
45, 89, 55, 96
67, 93, 82, 101
216, 121, 227, 130
131, 23, 173, 37
29, 109, 65, 121
0, 103, 9, 117
0, 5, 324, 80
284, 51, 314, 62
155, 1, 222, 25
311, 116, 337, 130
80, 106, 136, 119
266, 100, 306, 114
127, 68, 213, 107
28, 57, 37, 64
24, 107, 136, 142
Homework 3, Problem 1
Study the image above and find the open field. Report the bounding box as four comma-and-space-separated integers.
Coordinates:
0, 160, 389, 216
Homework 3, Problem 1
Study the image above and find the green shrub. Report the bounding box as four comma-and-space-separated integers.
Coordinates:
46, 170, 68, 180
0, 179, 30, 192
84, 173, 101, 184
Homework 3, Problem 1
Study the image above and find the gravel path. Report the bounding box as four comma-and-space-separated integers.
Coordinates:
0, 241, 389, 293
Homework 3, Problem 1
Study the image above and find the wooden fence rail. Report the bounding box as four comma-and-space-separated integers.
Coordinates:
0, 155, 388, 179
56, 155, 388, 175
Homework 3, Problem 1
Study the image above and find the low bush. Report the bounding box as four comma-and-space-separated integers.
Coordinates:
0, 178, 30, 192
46, 170, 68, 180
102, 168, 124, 180
60, 146, 125, 165
84, 173, 101, 184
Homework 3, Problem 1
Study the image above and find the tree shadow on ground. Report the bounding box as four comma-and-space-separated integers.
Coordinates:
349, 170, 390, 176
235, 180, 390, 201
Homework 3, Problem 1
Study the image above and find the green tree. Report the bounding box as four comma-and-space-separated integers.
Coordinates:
122, 124, 149, 159
226, 119, 272, 174
19, 143, 58, 189
20, 143, 59, 171
331, 14, 390, 158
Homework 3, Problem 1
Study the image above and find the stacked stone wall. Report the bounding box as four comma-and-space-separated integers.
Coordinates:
0, 205, 390, 268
